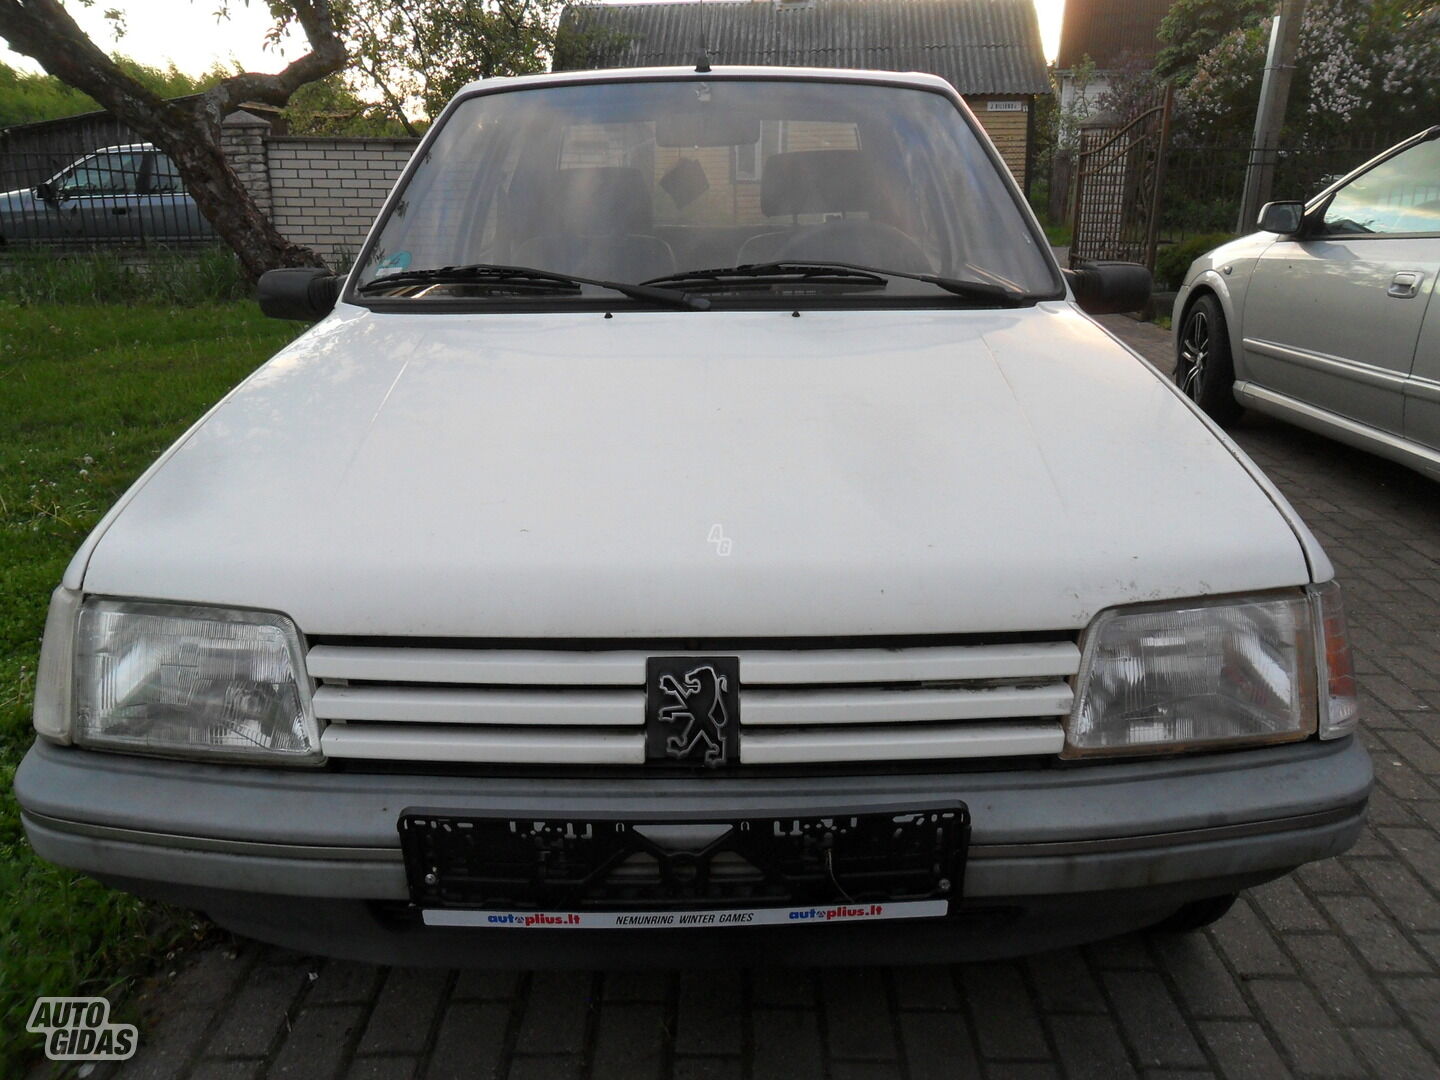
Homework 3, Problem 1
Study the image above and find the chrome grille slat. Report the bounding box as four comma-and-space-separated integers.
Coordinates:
308, 640, 1077, 766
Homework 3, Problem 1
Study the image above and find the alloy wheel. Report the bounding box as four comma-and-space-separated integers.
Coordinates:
1178, 309, 1209, 398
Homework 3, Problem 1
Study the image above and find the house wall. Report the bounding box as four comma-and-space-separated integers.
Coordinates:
1057, 73, 1112, 121
965, 95, 1031, 191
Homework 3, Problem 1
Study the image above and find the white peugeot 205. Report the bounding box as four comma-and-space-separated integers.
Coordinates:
16, 66, 1370, 966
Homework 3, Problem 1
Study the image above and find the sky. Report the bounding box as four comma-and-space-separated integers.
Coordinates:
0, 0, 1069, 77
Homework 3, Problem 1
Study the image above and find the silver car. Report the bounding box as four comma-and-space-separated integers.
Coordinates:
1173, 126, 1440, 480
0, 142, 214, 245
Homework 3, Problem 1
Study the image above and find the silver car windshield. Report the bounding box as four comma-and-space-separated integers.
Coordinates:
355, 78, 1058, 300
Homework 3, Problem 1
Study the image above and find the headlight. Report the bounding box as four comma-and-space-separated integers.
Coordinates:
71, 599, 321, 764
1066, 591, 1321, 757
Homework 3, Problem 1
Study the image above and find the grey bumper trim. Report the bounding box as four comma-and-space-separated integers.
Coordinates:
969, 805, 1359, 858
25, 803, 1361, 864
20, 812, 396, 862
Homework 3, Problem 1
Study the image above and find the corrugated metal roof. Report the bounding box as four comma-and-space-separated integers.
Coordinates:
1055, 0, 1170, 70
555, 0, 1052, 96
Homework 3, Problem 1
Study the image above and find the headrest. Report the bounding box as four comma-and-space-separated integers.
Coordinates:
551, 167, 651, 234
761, 150, 879, 217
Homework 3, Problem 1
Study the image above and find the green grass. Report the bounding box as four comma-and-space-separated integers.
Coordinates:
0, 301, 303, 1072
1041, 222, 1073, 248
0, 246, 252, 306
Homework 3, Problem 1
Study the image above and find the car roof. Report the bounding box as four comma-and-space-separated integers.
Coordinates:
453, 64, 955, 98
88, 143, 156, 155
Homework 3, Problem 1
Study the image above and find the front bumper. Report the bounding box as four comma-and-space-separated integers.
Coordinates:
16, 737, 1370, 963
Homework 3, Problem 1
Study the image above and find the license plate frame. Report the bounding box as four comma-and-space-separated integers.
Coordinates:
398, 803, 968, 918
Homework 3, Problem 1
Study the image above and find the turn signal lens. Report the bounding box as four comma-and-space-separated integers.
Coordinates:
1310, 580, 1359, 739
33, 586, 82, 742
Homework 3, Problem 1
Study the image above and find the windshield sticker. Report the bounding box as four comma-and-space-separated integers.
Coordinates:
375, 251, 412, 275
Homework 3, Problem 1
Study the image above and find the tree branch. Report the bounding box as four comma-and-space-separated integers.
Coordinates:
0, 0, 348, 132
352, 54, 421, 137
200, 0, 347, 122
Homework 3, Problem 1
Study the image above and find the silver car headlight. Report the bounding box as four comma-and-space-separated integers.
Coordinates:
1065, 589, 1345, 757
66, 598, 321, 764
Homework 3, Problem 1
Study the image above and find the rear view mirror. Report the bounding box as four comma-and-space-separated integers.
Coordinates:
656, 111, 762, 148
1257, 200, 1305, 235
257, 267, 341, 321
1064, 261, 1152, 316
33, 180, 57, 203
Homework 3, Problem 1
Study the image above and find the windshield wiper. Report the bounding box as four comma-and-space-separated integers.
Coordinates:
357, 263, 710, 310
644, 261, 1029, 306
645, 264, 890, 290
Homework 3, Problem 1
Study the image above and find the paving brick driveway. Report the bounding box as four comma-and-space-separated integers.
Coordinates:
91, 317, 1440, 1080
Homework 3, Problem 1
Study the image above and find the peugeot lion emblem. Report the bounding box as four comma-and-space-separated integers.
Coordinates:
645, 657, 741, 766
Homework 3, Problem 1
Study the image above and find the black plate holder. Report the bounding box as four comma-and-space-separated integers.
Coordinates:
399, 803, 969, 912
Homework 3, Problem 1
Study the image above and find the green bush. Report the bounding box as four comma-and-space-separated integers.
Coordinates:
1160, 195, 1241, 237
0, 246, 251, 306
1154, 232, 1235, 291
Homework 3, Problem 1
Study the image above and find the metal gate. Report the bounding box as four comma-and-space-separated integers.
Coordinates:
1069, 87, 1173, 270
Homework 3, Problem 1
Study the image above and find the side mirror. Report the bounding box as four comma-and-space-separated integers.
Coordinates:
1257, 200, 1305, 235
1064, 261, 1152, 316
257, 267, 341, 321
33, 180, 57, 203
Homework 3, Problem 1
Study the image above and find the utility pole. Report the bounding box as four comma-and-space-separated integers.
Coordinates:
1238, 0, 1306, 231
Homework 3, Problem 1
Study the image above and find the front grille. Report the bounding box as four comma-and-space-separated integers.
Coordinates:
307, 638, 1080, 766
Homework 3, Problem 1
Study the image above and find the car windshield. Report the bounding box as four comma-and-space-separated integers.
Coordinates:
354, 78, 1059, 303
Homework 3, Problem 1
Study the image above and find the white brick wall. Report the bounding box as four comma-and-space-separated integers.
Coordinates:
261, 136, 419, 266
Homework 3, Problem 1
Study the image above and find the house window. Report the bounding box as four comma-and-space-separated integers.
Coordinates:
733, 121, 786, 182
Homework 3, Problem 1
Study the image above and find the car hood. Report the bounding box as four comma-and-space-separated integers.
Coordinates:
79, 303, 1310, 637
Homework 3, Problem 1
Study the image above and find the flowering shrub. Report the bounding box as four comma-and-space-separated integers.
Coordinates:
1180, 0, 1440, 143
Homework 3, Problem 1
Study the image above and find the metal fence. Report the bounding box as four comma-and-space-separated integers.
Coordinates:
0, 143, 216, 247
1157, 133, 1411, 245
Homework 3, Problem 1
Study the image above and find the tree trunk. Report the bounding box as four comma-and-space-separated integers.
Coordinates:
155, 116, 327, 280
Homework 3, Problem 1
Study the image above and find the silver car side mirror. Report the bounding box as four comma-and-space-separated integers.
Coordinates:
1257, 201, 1305, 235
